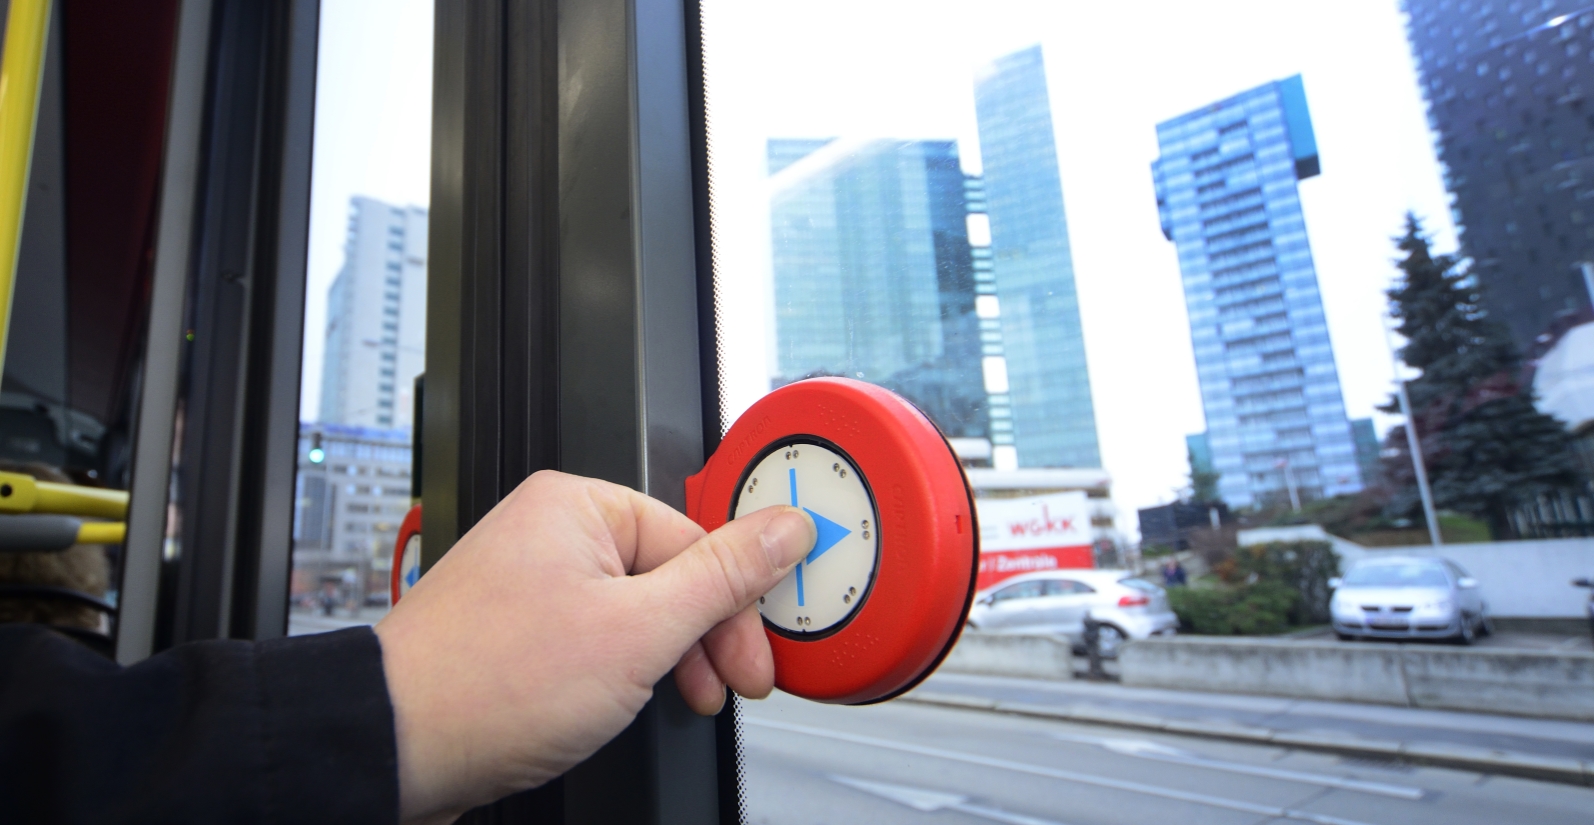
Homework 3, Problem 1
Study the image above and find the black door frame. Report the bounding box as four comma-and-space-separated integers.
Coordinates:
117, 0, 319, 659
427, 0, 737, 821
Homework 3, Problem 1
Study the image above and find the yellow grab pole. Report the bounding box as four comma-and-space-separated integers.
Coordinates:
0, 470, 130, 519
0, 0, 52, 387
76, 521, 127, 545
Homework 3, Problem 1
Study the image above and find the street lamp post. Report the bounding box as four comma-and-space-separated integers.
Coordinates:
1275, 457, 1301, 512
1383, 318, 1442, 547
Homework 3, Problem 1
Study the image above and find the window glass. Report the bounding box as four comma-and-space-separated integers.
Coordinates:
992, 580, 1042, 602
287, 0, 432, 636
703, 1, 1594, 820
1343, 562, 1451, 588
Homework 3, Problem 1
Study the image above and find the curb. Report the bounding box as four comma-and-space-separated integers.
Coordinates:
901, 691, 1594, 788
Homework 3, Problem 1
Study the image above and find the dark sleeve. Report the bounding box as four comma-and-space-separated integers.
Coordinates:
0, 624, 398, 824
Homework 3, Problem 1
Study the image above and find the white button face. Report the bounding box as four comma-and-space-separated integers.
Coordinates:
734, 441, 880, 635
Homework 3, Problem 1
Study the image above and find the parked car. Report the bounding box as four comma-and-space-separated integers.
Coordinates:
1329, 556, 1491, 644
964, 570, 1178, 657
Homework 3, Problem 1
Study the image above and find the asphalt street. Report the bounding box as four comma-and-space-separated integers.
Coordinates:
738, 690, 1594, 825
913, 672, 1594, 761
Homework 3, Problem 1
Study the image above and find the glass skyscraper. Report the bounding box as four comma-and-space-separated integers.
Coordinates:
974, 46, 1101, 468
767, 138, 988, 438
1403, 1, 1594, 354
1152, 76, 1362, 508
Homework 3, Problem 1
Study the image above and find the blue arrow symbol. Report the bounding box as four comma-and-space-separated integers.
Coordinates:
802, 507, 852, 565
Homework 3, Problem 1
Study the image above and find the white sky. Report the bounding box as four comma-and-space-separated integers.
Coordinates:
300, 1, 1455, 540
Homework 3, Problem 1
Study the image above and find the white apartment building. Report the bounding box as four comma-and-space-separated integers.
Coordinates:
320, 197, 427, 428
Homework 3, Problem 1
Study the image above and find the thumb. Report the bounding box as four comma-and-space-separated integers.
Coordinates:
634, 506, 815, 654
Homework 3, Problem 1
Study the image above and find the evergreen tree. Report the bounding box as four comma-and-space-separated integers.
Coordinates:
1379, 214, 1581, 538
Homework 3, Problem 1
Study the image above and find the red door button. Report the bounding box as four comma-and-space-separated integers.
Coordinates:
685, 377, 979, 704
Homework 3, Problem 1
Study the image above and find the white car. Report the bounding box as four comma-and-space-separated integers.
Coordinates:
1330, 556, 1491, 644
964, 569, 1178, 656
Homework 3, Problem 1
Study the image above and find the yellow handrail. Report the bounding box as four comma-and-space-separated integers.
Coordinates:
0, 470, 129, 519
0, 0, 52, 386
76, 521, 126, 545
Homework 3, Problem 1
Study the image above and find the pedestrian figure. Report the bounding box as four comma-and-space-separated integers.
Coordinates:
1162, 557, 1187, 587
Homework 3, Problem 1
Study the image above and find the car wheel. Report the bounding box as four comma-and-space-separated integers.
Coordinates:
1334, 631, 1355, 642
1096, 624, 1126, 658
1477, 614, 1494, 638
1455, 614, 1476, 646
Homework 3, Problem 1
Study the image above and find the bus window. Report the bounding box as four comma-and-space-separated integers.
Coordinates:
699, 2, 1594, 823
287, 0, 433, 636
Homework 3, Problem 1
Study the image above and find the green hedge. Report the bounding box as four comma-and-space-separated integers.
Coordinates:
1166, 582, 1300, 636
1231, 540, 1340, 624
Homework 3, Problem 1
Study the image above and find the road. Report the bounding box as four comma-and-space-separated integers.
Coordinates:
738, 691, 1594, 825
912, 671, 1594, 761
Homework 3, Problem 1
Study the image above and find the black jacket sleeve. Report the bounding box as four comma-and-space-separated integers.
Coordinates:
0, 624, 398, 824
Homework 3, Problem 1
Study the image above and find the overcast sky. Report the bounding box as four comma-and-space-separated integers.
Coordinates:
300, 1, 1454, 539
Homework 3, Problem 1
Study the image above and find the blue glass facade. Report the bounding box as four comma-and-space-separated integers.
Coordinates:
1152, 76, 1363, 508
974, 46, 1101, 468
768, 139, 988, 437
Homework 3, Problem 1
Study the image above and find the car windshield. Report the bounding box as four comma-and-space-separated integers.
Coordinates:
1343, 562, 1450, 588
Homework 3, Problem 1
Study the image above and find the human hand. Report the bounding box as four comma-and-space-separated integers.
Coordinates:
373, 470, 815, 824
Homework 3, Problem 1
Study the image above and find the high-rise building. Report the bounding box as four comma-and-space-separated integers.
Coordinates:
767, 138, 988, 438
974, 45, 1101, 468
1152, 75, 1363, 508
320, 197, 427, 429
1403, 1, 1594, 354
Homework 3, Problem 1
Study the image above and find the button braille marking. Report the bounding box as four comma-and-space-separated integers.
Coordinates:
736, 440, 879, 636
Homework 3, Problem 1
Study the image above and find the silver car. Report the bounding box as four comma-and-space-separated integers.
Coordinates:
964, 570, 1178, 657
1329, 556, 1491, 644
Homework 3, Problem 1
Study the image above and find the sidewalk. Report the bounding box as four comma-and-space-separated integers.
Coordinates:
906, 671, 1594, 786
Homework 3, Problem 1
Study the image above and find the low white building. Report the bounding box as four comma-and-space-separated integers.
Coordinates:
949, 437, 1121, 560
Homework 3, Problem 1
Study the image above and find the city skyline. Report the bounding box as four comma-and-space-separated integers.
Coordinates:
303, 1, 1457, 536
699, 1, 1453, 534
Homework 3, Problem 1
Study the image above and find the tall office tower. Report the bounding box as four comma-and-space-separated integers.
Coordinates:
974, 46, 1101, 468
768, 138, 988, 438
320, 197, 427, 429
1404, 1, 1594, 352
1152, 76, 1363, 508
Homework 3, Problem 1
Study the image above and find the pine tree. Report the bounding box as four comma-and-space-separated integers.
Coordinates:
1379, 214, 1582, 538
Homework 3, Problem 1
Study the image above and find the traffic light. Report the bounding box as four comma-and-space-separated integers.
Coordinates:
308, 432, 325, 464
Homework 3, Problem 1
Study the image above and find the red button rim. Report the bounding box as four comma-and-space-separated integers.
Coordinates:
685, 377, 979, 705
